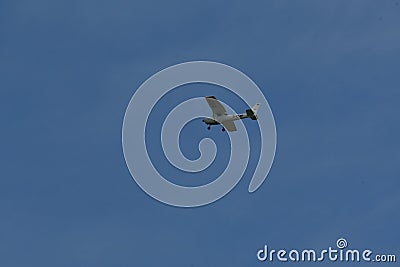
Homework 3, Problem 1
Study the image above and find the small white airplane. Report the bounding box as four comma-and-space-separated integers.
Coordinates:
202, 96, 260, 132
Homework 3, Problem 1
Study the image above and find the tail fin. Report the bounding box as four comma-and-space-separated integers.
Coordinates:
245, 103, 260, 120
252, 103, 260, 114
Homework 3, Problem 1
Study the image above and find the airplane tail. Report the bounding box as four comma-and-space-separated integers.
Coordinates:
245, 103, 260, 120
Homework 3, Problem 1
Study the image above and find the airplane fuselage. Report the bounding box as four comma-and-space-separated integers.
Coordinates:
202, 114, 247, 126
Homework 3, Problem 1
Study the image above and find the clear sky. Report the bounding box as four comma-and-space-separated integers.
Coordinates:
1, 1, 399, 266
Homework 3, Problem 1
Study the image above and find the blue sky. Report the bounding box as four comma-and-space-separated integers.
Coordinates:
1, 1, 399, 266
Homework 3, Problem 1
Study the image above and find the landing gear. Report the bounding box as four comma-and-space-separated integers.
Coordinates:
222, 127, 226, 132
207, 126, 211, 130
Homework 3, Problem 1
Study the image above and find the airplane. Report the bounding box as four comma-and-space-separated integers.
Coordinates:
202, 96, 260, 132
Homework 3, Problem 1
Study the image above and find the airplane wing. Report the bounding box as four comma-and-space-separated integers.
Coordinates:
205, 96, 226, 116
221, 120, 237, 132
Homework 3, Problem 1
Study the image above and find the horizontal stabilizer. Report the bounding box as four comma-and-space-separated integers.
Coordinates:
246, 108, 258, 120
